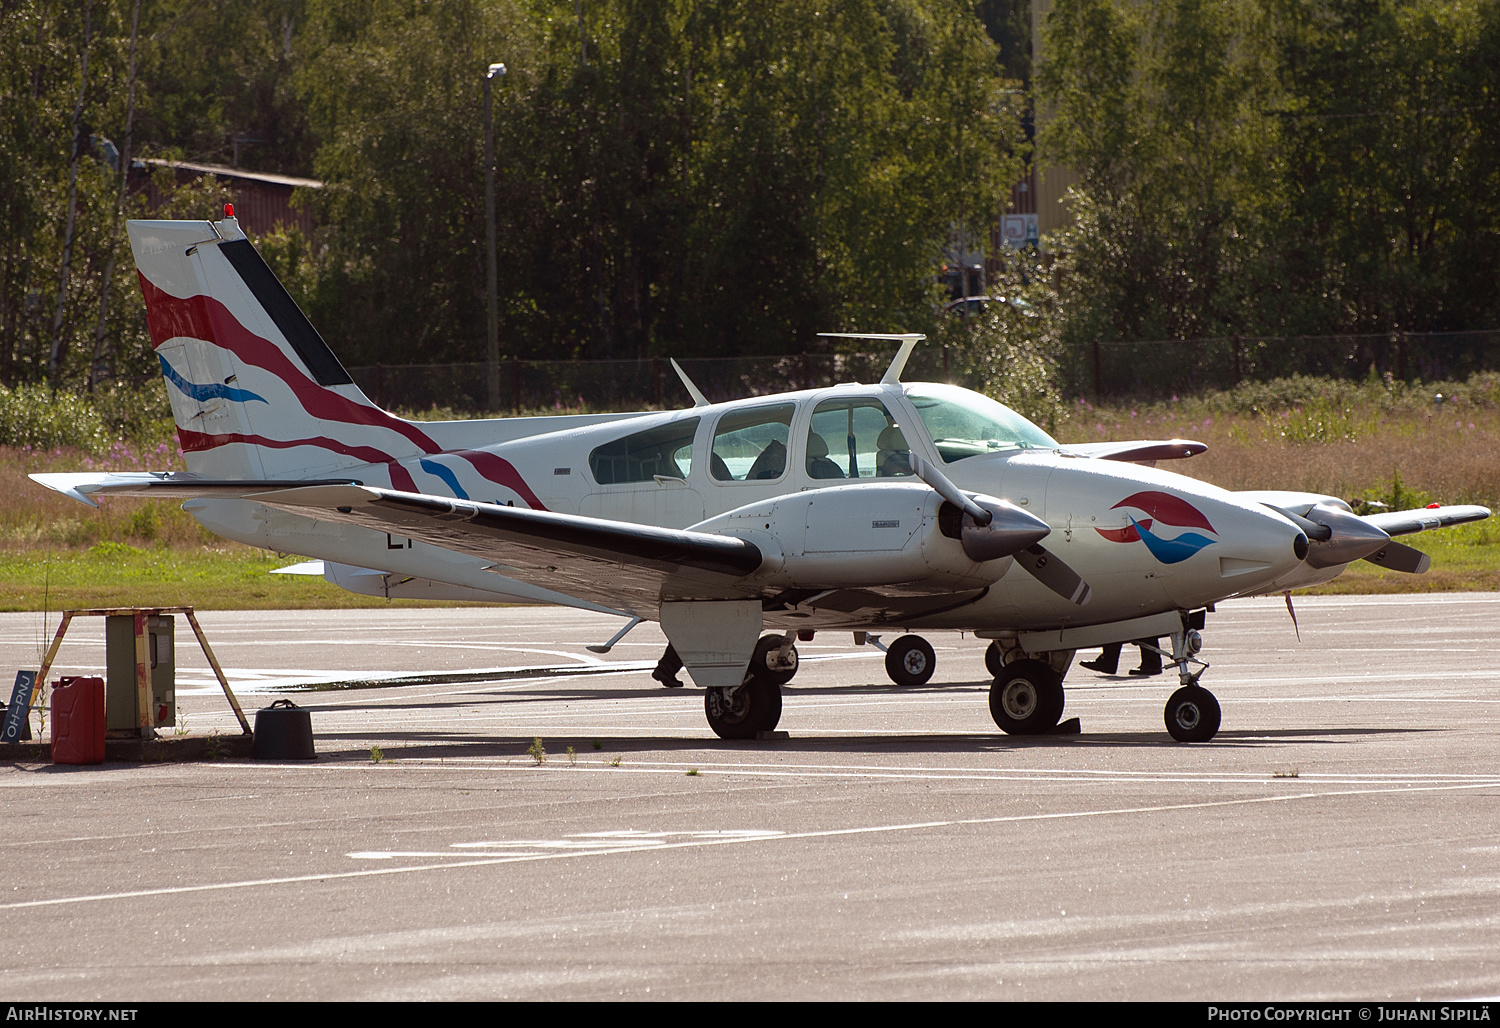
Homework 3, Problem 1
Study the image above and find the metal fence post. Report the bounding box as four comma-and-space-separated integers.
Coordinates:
1092, 338, 1103, 402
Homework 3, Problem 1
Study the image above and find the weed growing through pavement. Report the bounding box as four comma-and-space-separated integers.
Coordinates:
685, 769, 699, 777
566, 746, 576, 766
527, 737, 546, 765
609, 755, 622, 768
1273, 768, 1301, 778
370, 746, 385, 763
204, 731, 227, 760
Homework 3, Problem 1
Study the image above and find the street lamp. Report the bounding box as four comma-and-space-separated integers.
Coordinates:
484, 61, 507, 412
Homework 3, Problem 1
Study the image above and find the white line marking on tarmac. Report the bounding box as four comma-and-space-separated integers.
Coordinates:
2, 782, 1495, 911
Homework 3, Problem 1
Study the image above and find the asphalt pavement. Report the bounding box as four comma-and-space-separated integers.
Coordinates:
2, 595, 1498, 1001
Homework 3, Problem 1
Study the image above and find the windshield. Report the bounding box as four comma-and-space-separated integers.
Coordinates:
904, 384, 1058, 463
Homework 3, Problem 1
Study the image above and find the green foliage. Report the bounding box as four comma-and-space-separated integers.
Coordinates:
1351, 471, 1434, 515
294, 0, 1024, 364
1038, 0, 1500, 345
0, 383, 111, 450
0, 380, 174, 452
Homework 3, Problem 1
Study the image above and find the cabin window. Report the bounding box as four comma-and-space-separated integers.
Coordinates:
905, 384, 1058, 462
588, 417, 699, 484
805, 398, 912, 479
710, 403, 794, 481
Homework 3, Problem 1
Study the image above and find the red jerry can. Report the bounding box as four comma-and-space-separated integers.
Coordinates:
52, 676, 106, 765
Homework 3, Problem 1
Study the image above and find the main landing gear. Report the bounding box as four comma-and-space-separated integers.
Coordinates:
704, 633, 796, 740
989, 658, 1065, 735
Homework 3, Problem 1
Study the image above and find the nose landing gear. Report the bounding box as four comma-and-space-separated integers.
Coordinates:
1157, 626, 1220, 742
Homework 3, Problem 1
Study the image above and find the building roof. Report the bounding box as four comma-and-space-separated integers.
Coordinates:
142, 158, 323, 190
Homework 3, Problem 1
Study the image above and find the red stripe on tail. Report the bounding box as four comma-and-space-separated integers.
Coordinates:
139, 274, 441, 456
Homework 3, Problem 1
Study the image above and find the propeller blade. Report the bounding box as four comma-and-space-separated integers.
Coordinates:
1362, 540, 1431, 574
1017, 544, 1092, 605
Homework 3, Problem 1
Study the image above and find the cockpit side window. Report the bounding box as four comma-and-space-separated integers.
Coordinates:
588, 417, 699, 484
710, 403, 794, 482
806, 397, 912, 480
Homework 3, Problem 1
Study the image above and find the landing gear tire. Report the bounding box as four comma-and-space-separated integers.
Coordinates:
885, 635, 936, 687
705, 677, 783, 740
984, 641, 1003, 678
1164, 685, 1221, 742
990, 659, 1065, 735
750, 634, 799, 686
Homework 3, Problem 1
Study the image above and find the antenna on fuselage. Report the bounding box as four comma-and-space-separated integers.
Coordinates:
817, 333, 926, 384
669, 358, 710, 407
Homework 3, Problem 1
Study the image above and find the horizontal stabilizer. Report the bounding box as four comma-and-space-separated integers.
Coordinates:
30, 472, 362, 507
270, 560, 325, 575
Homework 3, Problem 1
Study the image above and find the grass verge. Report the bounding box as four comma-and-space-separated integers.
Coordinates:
2, 543, 491, 612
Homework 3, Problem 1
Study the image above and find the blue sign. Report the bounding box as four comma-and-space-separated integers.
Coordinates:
2, 670, 37, 743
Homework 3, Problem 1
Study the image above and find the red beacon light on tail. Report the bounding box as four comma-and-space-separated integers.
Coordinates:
224, 203, 235, 218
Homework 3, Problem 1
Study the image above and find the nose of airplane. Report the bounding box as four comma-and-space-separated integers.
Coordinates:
1166, 492, 1310, 604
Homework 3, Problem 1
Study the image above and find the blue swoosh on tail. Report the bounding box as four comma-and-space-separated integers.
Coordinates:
159, 355, 267, 404
1130, 516, 1216, 564
419, 459, 470, 499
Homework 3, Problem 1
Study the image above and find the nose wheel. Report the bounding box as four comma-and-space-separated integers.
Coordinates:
1164, 684, 1221, 742
885, 634, 936, 686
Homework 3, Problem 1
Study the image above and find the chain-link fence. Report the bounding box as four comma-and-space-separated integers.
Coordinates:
347, 330, 1500, 414
1058, 330, 1500, 403
348, 348, 971, 414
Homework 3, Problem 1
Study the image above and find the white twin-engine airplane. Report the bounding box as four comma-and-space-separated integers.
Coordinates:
33, 212, 1490, 742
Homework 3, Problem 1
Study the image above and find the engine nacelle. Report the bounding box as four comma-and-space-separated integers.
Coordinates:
692, 481, 1019, 591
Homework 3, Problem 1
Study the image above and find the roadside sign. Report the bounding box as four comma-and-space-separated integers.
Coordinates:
3, 670, 37, 742
1002, 214, 1039, 249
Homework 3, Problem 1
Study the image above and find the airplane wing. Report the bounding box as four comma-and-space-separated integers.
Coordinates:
1063, 439, 1207, 463
32, 472, 1009, 626
248, 484, 768, 619
1361, 505, 1491, 537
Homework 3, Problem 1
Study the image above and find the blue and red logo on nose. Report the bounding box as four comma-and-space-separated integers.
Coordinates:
1095, 490, 1217, 564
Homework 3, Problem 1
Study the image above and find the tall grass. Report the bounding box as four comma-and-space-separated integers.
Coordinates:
1065, 372, 1500, 508
3, 371, 1496, 559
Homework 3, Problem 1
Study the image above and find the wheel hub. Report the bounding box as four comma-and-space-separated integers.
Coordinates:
707, 687, 750, 724
1001, 680, 1038, 720
1174, 701, 1201, 730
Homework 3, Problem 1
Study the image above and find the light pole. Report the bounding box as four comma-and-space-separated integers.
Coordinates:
484, 61, 506, 412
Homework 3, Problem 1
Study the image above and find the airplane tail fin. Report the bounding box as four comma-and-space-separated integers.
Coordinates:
128, 214, 439, 481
